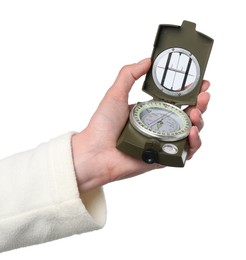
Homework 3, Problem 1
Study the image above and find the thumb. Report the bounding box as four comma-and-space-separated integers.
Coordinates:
109, 58, 151, 100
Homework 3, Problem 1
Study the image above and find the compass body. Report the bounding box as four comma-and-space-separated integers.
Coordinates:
117, 20, 213, 167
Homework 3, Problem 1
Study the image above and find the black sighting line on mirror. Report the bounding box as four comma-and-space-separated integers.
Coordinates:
181, 57, 192, 90
161, 52, 172, 86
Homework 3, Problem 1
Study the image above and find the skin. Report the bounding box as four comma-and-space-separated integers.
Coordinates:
72, 58, 211, 193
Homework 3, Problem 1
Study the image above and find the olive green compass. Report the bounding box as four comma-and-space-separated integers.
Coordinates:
117, 20, 213, 167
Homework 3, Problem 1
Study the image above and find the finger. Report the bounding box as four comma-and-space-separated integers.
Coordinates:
196, 91, 210, 114
187, 126, 201, 160
189, 108, 204, 131
185, 91, 210, 116
200, 80, 210, 92
108, 58, 151, 101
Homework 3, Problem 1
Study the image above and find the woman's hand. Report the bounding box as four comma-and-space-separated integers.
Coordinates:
72, 58, 211, 193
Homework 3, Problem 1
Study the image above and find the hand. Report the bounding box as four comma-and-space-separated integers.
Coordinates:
72, 58, 211, 193
185, 79, 210, 160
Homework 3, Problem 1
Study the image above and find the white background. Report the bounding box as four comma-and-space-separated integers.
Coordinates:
0, 0, 245, 259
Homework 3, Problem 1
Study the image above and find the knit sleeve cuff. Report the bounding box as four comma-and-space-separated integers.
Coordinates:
0, 132, 107, 253
47, 132, 107, 229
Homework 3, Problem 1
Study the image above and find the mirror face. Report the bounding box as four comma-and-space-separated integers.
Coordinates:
152, 48, 200, 96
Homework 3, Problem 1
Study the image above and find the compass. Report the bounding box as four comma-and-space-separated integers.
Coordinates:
117, 20, 213, 167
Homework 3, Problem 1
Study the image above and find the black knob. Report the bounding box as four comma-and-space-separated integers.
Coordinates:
142, 149, 158, 164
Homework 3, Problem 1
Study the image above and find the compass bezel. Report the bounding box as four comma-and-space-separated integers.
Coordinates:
129, 100, 192, 142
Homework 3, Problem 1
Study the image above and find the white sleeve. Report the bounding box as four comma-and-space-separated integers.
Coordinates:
0, 132, 107, 253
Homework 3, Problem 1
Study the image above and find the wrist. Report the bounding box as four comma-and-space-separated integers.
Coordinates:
71, 131, 109, 194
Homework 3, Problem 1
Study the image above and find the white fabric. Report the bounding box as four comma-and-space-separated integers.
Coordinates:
0, 133, 107, 253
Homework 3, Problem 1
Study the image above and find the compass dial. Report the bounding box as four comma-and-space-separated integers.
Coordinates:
130, 100, 191, 141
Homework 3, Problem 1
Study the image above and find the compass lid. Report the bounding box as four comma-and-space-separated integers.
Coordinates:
142, 20, 214, 106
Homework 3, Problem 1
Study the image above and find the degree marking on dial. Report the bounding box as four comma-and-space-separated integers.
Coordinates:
130, 101, 191, 141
